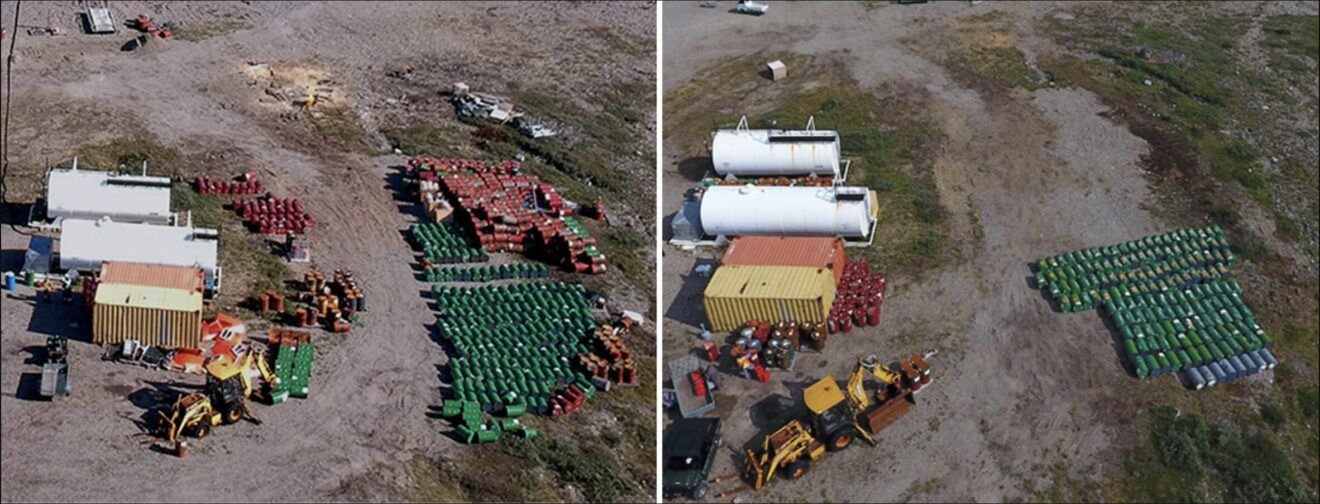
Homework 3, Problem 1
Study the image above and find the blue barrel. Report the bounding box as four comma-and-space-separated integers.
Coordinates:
1243, 353, 1260, 375
1259, 349, 1278, 368
1219, 359, 1237, 381
1185, 367, 1205, 390
1247, 351, 1267, 371
1208, 361, 1226, 383
2, 272, 15, 291
1229, 356, 1247, 378
1246, 353, 1267, 372
1199, 365, 1217, 387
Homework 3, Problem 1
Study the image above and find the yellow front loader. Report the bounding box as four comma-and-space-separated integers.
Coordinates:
205, 349, 276, 400
739, 352, 935, 492
156, 392, 224, 443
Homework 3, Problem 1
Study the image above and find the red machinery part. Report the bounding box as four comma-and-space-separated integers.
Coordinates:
690, 370, 707, 396
753, 361, 771, 383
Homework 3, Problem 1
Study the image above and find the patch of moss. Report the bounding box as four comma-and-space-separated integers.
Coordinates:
385, 124, 468, 158
1118, 405, 1314, 503
73, 136, 184, 178
172, 20, 250, 42
502, 437, 643, 503
308, 106, 374, 154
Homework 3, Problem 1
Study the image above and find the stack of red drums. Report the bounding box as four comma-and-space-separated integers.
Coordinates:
195, 173, 264, 195
407, 156, 520, 176
827, 260, 888, 334
236, 195, 315, 235
404, 157, 607, 273
441, 172, 541, 253
549, 384, 587, 417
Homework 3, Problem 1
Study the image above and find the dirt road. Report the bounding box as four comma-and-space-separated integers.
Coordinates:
660, 1, 1256, 501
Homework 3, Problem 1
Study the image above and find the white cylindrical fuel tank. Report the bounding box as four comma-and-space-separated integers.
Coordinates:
711, 129, 840, 177
699, 185, 874, 238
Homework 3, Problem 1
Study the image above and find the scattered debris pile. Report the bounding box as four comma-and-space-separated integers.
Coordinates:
450, 83, 560, 138
451, 82, 520, 122
244, 62, 341, 110
130, 14, 173, 39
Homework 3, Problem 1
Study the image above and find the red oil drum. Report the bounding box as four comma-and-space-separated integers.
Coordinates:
866, 304, 881, 327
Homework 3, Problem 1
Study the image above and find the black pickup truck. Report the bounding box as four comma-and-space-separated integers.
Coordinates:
662, 418, 722, 500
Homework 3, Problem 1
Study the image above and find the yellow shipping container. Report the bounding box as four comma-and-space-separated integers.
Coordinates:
93, 283, 203, 349
703, 265, 836, 332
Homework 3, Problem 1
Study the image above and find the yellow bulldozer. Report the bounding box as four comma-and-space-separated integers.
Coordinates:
154, 348, 275, 443
738, 352, 934, 492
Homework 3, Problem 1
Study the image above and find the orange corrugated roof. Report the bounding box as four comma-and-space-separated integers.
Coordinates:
722, 236, 843, 270
99, 262, 204, 292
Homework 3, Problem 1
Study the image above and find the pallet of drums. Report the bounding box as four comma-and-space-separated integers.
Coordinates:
552, 217, 608, 274
269, 329, 314, 404
236, 195, 316, 236
411, 222, 490, 264
435, 283, 599, 414
404, 157, 607, 273
828, 260, 886, 334
1033, 226, 1278, 390
1035, 226, 1234, 313
407, 156, 521, 177
581, 324, 641, 386
1108, 278, 1277, 387
195, 174, 265, 195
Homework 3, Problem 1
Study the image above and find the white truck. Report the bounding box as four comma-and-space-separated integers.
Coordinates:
736, 0, 769, 15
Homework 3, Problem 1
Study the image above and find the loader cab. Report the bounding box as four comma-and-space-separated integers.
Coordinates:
205, 374, 247, 425
804, 375, 858, 452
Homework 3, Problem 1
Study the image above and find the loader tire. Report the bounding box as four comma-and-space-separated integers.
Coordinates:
224, 406, 243, 424
786, 460, 809, 480
826, 426, 856, 452
195, 423, 210, 439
